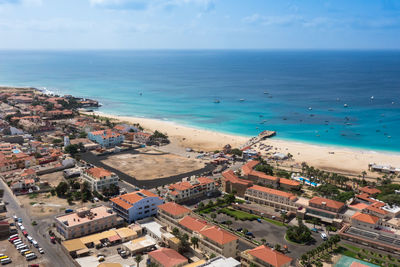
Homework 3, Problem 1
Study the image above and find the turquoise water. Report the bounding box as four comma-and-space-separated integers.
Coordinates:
334, 255, 379, 267
0, 50, 400, 152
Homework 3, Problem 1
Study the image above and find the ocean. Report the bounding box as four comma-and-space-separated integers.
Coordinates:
0, 50, 400, 152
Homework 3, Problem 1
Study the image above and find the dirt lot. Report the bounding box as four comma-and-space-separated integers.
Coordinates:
38, 171, 65, 187
101, 151, 205, 180
0, 239, 49, 267
17, 193, 70, 219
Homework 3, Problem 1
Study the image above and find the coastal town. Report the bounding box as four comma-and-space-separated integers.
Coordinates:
1, 86, 400, 267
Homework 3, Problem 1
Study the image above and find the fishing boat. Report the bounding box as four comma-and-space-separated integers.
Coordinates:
214, 100, 220, 103
308, 107, 312, 110
344, 104, 348, 107
264, 91, 268, 94
370, 96, 374, 100
239, 99, 245, 102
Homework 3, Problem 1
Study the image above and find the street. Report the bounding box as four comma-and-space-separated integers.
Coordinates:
1, 179, 76, 267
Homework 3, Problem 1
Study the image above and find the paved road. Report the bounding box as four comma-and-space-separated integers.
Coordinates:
1, 180, 75, 267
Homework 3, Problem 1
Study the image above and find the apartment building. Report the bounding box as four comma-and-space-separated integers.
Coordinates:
241, 245, 293, 267
167, 177, 216, 203
222, 170, 252, 197
88, 129, 124, 147
244, 185, 298, 212
148, 248, 188, 267
110, 190, 164, 223
82, 167, 119, 191
306, 197, 346, 223
55, 206, 120, 239
157, 202, 191, 230
242, 161, 279, 188
351, 212, 380, 230
176, 215, 238, 258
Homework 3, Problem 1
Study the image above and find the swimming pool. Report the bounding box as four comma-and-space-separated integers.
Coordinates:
334, 255, 379, 267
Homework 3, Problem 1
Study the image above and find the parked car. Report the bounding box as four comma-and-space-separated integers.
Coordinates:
50, 236, 56, 244
38, 247, 44, 254
320, 232, 327, 240
236, 228, 242, 232
257, 218, 262, 223
22, 230, 28, 237
311, 228, 318, 233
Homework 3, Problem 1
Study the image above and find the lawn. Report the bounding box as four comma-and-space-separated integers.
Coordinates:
219, 208, 260, 221
342, 243, 361, 252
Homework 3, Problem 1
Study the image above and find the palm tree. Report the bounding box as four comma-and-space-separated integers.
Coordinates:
190, 236, 199, 249
135, 254, 143, 267
172, 227, 180, 237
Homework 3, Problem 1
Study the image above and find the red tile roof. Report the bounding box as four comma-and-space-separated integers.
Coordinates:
199, 226, 238, 245
149, 248, 187, 267
242, 160, 259, 175
248, 185, 297, 200
279, 178, 300, 187
158, 202, 191, 217
247, 245, 293, 267
222, 170, 252, 186
359, 186, 381, 195
309, 197, 345, 210
110, 190, 161, 210
179, 216, 208, 232
352, 212, 379, 224
366, 205, 388, 215
85, 167, 112, 179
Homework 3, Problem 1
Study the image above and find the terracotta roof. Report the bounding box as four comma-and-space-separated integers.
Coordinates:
352, 212, 380, 224
366, 205, 388, 215
279, 178, 300, 187
248, 185, 297, 200
242, 160, 259, 175
359, 186, 381, 195
199, 226, 238, 245
309, 197, 345, 210
197, 177, 214, 185
222, 170, 253, 185
179, 216, 209, 232
247, 245, 293, 267
158, 202, 191, 217
149, 248, 187, 267
250, 170, 280, 182
111, 190, 161, 210
85, 167, 112, 179
349, 203, 370, 211
110, 197, 133, 210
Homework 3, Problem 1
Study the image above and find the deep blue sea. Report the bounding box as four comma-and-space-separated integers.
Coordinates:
0, 50, 400, 152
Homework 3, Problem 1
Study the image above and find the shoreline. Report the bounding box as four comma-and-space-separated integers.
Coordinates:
85, 110, 400, 175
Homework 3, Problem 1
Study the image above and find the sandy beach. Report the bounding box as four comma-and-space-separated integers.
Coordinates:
86, 111, 400, 176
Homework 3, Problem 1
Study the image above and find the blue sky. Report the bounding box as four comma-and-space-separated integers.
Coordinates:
0, 0, 399, 49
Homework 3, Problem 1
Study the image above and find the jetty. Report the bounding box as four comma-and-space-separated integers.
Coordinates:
240, 130, 276, 149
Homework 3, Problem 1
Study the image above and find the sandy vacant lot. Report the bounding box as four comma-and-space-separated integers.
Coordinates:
102, 152, 205, 180
39, 171, 65, 187
18, 193, 70, 219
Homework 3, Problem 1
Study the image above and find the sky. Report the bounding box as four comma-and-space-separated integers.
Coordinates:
0, 0, 399, 49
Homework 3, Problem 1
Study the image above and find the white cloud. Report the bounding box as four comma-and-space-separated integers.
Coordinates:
242, 14, 303, 26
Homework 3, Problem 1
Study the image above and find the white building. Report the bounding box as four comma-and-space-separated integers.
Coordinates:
87, 129, 124, 148
167, 176, 216, 203
82, 167, 119, 191
110, 190, 164, 223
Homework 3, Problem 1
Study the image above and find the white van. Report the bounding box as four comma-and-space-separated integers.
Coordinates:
320, 232, 327, 240
27, 236, 33, 243
0, 258, 11, 265
32, 240, 38, 248
17, 222, 22, 228
25, 253, 37, 261
20, 226, 25, 231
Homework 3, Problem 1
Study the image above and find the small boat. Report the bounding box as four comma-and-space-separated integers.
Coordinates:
344, 104, 348, 107
139, 92, 142, 96
308, 107, 312, 110
214, 100, 220, 103
239, 99, 245, 102
388, 136, 391, 138
370, 96, 374, 100
259, 115, 263, 117
336, 98, 340, 101
264, 91, 268, 94
392, 102, 395, 104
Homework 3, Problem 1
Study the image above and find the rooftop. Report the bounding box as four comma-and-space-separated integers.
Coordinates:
309, 196, 345, 210
158, 202, 191, 217
56, 206, 115, 227
149, 248, 188, 267
248, 185, 297, 200
179, 216, 209, 232
246, 245, 293, 267
352, 212, 380, 224
110, 190, 161, 210
199, 226, 238, 245
85, 167, 113, 180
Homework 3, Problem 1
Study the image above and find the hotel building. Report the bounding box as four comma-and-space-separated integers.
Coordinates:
244, 185, 298, 212
241, 245, 293, 267
88, 129, 124, 147
110, 190, 164, 223
167, 177, 216, 203
55, 206, 120, 239
82, 167, 119, 191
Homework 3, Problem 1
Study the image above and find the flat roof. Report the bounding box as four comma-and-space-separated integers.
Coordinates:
140, 220, 163, 240
56, 206, 115, 227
